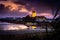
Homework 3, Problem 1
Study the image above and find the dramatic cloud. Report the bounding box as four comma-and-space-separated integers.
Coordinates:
0, 0, 56, 19
0, 4, 5, 11
0, 0, 29, 12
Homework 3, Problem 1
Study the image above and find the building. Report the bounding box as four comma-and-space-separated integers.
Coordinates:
36, 16, 46, 22
29, 9, 46, 22
31, 10, 36, 18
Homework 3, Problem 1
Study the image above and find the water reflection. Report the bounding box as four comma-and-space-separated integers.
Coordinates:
0, 22, 54, 32
0, 22, 28, 30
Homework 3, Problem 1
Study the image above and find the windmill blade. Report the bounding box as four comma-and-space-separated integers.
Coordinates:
54, 8, 59, 19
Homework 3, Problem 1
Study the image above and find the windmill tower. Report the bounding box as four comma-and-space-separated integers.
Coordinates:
31, 8, 37, 18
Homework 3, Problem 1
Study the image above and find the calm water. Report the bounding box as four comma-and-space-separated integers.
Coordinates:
0, 22, 54, 31
0, 22, 28, 30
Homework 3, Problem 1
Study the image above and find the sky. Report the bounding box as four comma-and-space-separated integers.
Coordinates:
0, 0, 60, 19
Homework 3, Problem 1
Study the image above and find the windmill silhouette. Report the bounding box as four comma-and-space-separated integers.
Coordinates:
52, 7, 60, 31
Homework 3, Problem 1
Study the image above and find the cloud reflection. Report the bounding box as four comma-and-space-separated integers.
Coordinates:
2, 24, 28, 30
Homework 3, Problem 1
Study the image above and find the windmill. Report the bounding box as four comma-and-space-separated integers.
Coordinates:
52, 6, 60, 34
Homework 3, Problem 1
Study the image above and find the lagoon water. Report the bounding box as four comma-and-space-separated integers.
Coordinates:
0, 22, 54, 31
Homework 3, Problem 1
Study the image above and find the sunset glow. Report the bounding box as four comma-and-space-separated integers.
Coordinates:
19, 6, 29, 12
0, 1, 29, 13
0, 0, 56, 19
37, 13, 54, 19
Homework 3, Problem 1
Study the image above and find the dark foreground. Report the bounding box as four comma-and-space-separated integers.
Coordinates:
0, 30, 60, 40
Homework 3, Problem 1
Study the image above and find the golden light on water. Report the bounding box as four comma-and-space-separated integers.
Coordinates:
31, 26, 36, 29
